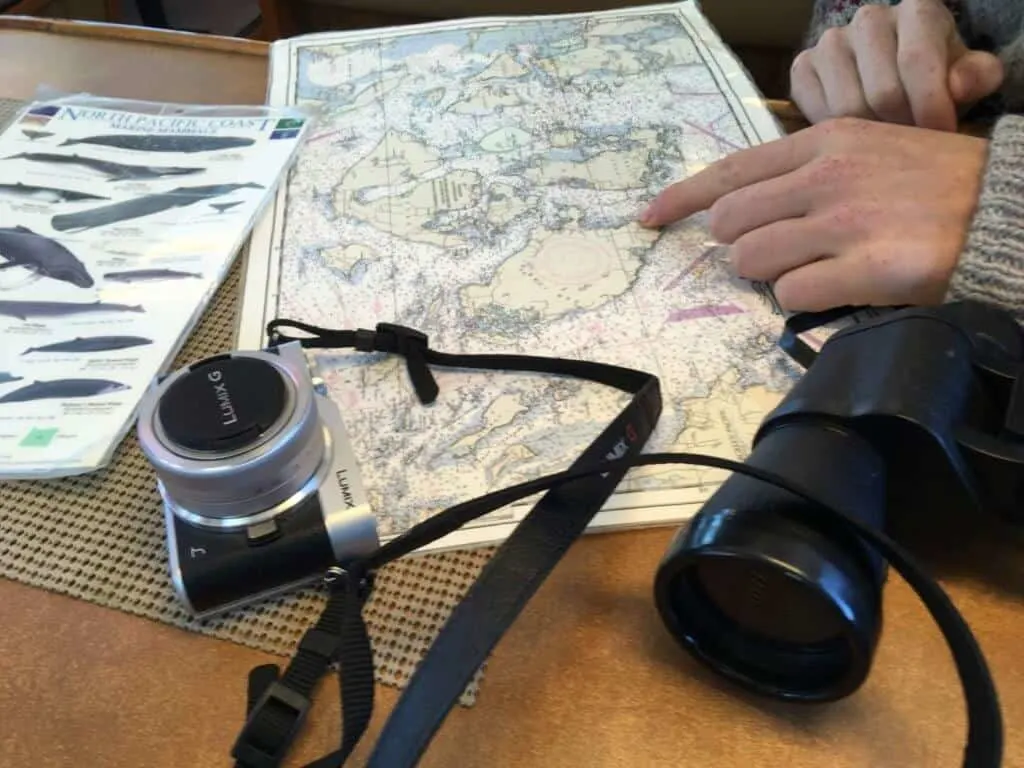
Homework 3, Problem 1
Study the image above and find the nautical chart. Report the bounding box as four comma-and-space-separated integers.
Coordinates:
241, 1, 801, 549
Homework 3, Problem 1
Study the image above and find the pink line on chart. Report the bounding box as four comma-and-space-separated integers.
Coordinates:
309, 130, 344, 143
679, 118, 743, 152
663, 247, 718, 291
710, 111, 731, 128
667, 303, 744, 323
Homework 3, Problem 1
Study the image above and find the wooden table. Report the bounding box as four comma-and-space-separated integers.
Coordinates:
1, 16, 1021, 768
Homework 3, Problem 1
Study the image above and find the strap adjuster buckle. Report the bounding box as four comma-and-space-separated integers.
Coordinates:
231, 681, 311, 768
324, 564, 375, 602
372, 323, 438, 404
298, 628, 338, 661
375, 322, 428, 354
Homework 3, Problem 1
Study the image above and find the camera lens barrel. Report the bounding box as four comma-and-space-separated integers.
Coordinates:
654, 420, 886, 702
137, 347, 327, 528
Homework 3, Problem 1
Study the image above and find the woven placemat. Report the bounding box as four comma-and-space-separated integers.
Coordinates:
0, 98, 493, 705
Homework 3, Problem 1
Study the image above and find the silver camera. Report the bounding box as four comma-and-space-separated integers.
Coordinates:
136, 341, 379, 617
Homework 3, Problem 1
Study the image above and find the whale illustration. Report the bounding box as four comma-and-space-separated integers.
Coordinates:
0, 299, 144, 321
0, 226, 93, 288
0, 378, 129, 403
22, 335, 153, 355
61, 134, 255, 153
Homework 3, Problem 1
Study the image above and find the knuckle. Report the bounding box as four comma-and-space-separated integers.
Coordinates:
897, 44, 938, 74
707, 196, 736, 241
897, 45, 921, 68
811, 115, 866, 146
918, 256, 949, 290
824, 202, 865, 233
804, 152, 858, 186
834, 97, 873, 120
901, 0, 936, 13
714, 155, 744, 191
728, 238, 768, 279
818, 27, 846, 52
771, 278, 803, 311
851, 4, 889, 28
856, 241, 942, 302
728, 241, 752, 276
902, 0, 952, 24
860, 249, 905, 293
790, 49, 811, 76
837, 115, 869, 134
889, 249, 951, 297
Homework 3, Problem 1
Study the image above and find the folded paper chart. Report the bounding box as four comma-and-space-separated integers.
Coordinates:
240, 1, 840, 550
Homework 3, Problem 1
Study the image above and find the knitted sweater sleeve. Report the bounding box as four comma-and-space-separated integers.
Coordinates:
804, 1, 971, 47
992, 32, 1024, 113
946, 114, 1024, 321
804, 0, 896, 46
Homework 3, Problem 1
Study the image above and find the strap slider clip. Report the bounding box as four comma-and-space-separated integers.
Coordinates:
374, 323, 428, 355
373, 323, 438, 405
231, 681, 311, 768
354, 328, 377, 352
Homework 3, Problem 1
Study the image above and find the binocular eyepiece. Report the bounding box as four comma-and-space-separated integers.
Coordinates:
654, 301, 1024, 702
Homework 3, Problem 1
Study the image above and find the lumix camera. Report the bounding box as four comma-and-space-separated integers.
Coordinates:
136, 340, 379, 617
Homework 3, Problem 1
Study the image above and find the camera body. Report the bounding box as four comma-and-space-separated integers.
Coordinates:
655, 301, 1024, 702
136, 340, 379, 617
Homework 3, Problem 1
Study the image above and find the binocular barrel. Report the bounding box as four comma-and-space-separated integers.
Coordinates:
654, 302, 1024, 703
654, 420, 885, 701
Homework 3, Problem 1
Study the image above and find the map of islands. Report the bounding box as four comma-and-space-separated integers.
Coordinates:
461, 225, 656, 323
263, 1, 795, 540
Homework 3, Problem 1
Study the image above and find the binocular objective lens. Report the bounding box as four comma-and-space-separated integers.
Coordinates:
693, 558, 847, 646
654, 421, 886, 703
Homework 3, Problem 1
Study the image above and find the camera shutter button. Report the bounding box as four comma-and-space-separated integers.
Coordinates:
159, 355, 288, 453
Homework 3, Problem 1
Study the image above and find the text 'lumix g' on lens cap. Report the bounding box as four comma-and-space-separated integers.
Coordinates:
158, 354, 288, 453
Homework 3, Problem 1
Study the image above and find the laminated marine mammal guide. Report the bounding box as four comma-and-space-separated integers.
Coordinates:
0, 97, 309, 478
240, 0, 806, 550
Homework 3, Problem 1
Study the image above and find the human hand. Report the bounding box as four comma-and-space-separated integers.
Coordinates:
791, 0, 1004, 132
639, 118, 988, 312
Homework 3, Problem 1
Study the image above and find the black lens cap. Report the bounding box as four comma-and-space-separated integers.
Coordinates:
158, 354, 288, 453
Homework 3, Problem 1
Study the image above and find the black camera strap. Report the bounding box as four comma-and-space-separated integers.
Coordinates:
777, 305, 915, 368
230, 320, 1001, 768
231, 320, 662, 768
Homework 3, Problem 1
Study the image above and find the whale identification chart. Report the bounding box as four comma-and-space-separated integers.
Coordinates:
238, 1, 821, 551
0, 97, 309, 479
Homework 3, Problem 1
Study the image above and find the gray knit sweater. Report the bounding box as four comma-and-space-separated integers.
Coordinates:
807, 0, 1024, 320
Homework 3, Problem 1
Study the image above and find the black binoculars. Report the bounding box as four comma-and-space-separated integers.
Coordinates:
655, 300, 1024, 703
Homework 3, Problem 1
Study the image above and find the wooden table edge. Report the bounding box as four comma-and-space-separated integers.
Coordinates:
0, 14, 269, 56
0, 18, 805, 129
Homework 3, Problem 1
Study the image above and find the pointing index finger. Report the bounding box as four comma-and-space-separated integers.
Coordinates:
640, 131, 816, 228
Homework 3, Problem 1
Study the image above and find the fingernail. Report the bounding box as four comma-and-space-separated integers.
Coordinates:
638, 205, 655, 226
